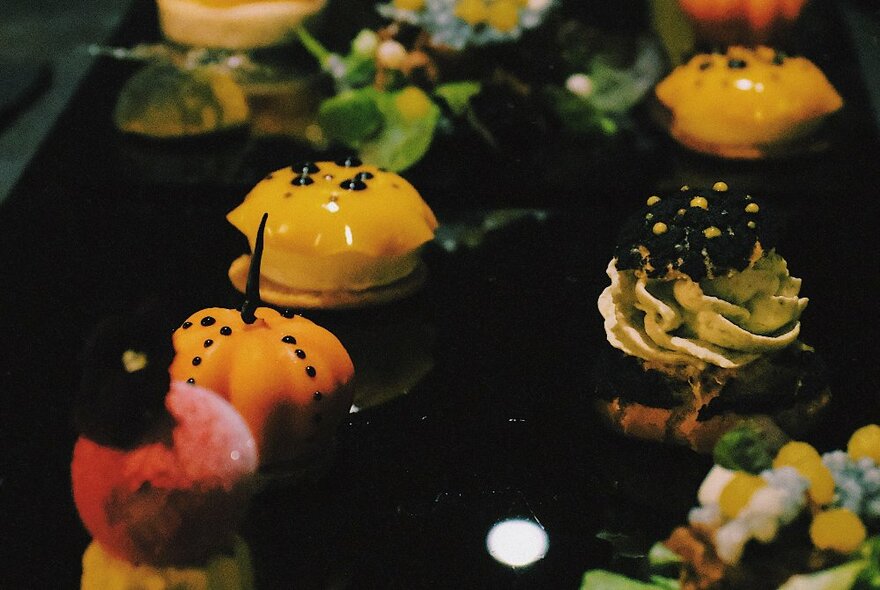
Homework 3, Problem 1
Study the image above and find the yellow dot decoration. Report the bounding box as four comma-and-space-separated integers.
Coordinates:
719, 472, 767, 519
747, 221, 756, 229
677, 208, 686, 217
745, 203, 760, 213
680, 185, 690, 191
690, 196, 708, 209
393, 0, 425, 9
703, 226, 721, 239
486, 0, 520, 32
712, 181, 729, 192
653, 222, 668, 235
455, 0, 488, 25
810, 509, 867, 554
848, 424, 880, 464
647, 195, 661, 206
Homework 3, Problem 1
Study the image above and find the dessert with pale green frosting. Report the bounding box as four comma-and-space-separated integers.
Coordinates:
594, 183, 829, 453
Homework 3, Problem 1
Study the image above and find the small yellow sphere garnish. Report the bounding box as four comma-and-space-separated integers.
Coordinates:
703, 226, 722, 239
393, 0, 425, 9
848, 424, 880, 464
747, 221, 757, 229
455, 0, 489, 25
486, 0, 520, 32
800, 461, 836, 505
647, 195, 661, 206
745, 203, 760, 213
810, 509, 867, 554
719, 472, 767, 519
394, 86, 432, 122
690, 196, 708, 209
677, 208, 686, 217
774, 441, 822, 469
712, 181, 729, 192
652, 222, 668, 235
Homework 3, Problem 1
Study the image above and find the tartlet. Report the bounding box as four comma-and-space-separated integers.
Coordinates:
156, 0, 326, 50
582, 423, 880, 590
227, 158, 438, 309
654, 46, 842, 159
595, 182, 829, 453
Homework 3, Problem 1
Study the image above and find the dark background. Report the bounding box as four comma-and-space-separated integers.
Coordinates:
2, 0, 880, 587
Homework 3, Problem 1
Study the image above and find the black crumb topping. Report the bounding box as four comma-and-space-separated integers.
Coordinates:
614, 184, 777, 282
76, 310, 175, 449
728, 59, 747, 69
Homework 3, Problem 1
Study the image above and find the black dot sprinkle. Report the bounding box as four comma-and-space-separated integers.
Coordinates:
201, 316, 216, 327
281, 309, 296, 318
182, 321, 192, 329
204, 339, 213, 348
728, 59, 747, 69
292, 175, 314, 186
336, 156, 362, 167
355, 171, 374, 181
282, 335, 297, 344
699, 61, 711, 70
306, 366, 317, 377
340, 179, 367, 191
313, 391, 323, 401
295, 349, 306, 359
187, 378, 195, 384
772, 52, 786, 66
220, 326, 232, 336
192, 357, 202, 366
292, 161, 320, 174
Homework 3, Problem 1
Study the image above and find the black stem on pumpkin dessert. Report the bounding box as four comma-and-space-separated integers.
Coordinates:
240, 212, 268, 325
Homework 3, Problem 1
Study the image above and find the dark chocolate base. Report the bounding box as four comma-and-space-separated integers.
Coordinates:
593, 342, 830, 423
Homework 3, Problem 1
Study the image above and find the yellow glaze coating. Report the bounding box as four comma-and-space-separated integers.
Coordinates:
228, 162, 437, 258
170, 307, 354, 466
655, 46, 843, 158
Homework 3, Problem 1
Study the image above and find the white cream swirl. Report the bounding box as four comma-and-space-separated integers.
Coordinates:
598, 251, 808, 370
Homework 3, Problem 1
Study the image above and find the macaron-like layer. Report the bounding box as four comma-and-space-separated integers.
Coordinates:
613, 182, 772, 282
71, 382, 258, 566
169, 306, 355, 467
156, 0, 326, 49
227, 158, 438, 307
655, 46, 843, 159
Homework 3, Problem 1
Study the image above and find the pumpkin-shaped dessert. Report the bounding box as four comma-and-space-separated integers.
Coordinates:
170, 306, 355, 467
677, 0, 808, 45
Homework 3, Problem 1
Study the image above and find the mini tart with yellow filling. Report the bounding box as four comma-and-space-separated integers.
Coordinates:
654, 46, 843, 159
156, 0, 326, 50
227, 158, 438, 309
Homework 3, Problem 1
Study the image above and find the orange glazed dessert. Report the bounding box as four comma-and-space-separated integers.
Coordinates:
655, 46, 842, 159
227, 157, 438, 309
677, 0, 808, 45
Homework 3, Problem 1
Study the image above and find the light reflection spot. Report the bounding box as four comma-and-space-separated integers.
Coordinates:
486, 518, 549, 568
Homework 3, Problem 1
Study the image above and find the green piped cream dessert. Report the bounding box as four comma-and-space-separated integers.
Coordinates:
595, 182, 829, 452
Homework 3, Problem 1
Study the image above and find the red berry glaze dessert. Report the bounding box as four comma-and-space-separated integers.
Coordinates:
70, 312, 258, 585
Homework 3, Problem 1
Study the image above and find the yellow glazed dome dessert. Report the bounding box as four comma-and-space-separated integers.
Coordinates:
156, 0, 326, 50
227, 158, 438, 309
655, 46, 842, 159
